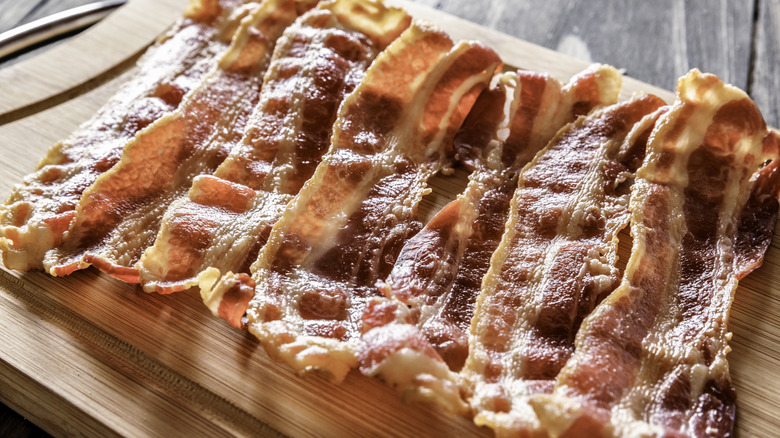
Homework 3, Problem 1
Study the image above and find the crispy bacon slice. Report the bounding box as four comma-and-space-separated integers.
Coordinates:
0, 0, 257, 270
43, 0, 306, 282
358, 65, 622, 414
213, 24, 500, 382
454, 66, 622, 175
532, 71, 780, 438
136, 0, 411, 296
464, 94, 666, 435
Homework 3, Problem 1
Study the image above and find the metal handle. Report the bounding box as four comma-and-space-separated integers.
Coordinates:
0, 0, 127, 60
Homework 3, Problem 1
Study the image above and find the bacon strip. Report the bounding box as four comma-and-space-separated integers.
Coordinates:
43, 0, 306, 282
360, 66, 620, 412
532, 71, 780, 438
464, 94, 666, 435
215, 24, 500, 382
136, 0, 411, 297
0, 0, 257, 270
357, 65, 622, 414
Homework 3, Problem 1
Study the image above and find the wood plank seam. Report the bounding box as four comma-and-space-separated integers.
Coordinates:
746, 0, 760, 96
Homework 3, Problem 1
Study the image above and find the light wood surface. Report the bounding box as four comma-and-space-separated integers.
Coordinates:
0, 0, 778, 436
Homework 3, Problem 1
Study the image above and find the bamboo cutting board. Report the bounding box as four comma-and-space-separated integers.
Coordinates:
0, 0, 778, 436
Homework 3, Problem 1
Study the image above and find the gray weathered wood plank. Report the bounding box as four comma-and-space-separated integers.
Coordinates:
0, 0, 46, 33
409, 0, 755, 95
752, 0, 780, 128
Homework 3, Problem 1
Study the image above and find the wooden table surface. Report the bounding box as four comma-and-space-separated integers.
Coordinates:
0, 0, 778, 436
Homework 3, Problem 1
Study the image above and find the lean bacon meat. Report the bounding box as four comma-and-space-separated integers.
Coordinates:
532, 70, 780, 438
0, 0, 258, 270
137, 0, 411, 301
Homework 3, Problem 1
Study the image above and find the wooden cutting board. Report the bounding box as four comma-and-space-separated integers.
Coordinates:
0, 0, 778, 436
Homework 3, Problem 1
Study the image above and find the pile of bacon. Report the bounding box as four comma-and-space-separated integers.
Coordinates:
2, 0, 778, 436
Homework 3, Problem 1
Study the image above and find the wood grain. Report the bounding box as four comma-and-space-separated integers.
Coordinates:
0, 0, 778, 437
752, 0, 780, 130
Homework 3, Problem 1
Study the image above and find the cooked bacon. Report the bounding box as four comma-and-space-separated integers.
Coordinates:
454, 66, 622, 175
136, 0, 411, 296
42, 0, 306, 282
357, 65, 622, 413
208, 24, 500, 381
368, 65, 621, 361
462, 94, 666, 435
0, 0, 259, 271
532, 71, 780, 438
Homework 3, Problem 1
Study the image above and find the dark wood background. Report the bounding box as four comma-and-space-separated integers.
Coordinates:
0, 0, 778, 435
